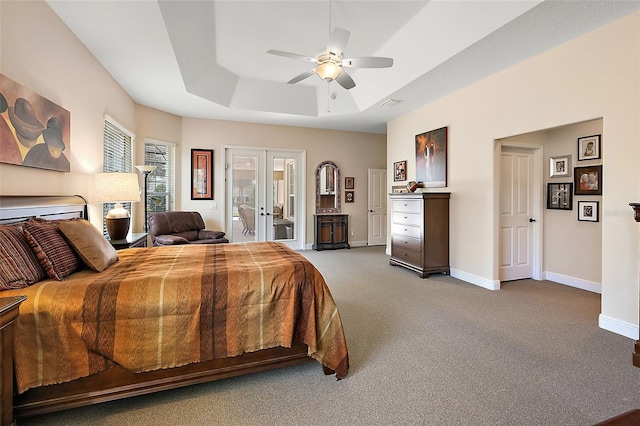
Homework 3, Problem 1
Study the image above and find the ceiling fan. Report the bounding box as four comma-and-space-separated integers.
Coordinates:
267, 27, 393, 90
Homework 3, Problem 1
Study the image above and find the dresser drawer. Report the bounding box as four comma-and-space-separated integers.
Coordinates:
391, 245, 423, 267
391, 223, 421, 239
392, 234, 421, 252
392, 199, 422, 214
392, 211, 422, 227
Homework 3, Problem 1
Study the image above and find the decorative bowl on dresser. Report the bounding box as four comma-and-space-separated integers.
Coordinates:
389, 192, 450, 278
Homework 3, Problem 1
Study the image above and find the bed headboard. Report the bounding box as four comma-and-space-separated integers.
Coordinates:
0, 195, 88, 225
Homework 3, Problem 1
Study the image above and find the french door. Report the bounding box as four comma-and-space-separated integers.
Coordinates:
225, 147, 305, 249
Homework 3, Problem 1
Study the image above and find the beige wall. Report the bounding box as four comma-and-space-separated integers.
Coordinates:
180, 118, 385, 246
0, 0, 136, 226
0, 1, 386, 247
388, 12, 640, 338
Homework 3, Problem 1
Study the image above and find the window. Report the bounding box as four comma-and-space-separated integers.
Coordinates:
103, 116, 134, 234
144, 139, 176, 213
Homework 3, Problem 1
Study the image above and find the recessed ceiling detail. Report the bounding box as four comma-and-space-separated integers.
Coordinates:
46, 1, 640, 133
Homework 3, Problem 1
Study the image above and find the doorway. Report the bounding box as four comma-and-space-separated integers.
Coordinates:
225, 147, 305, 250
367, 168, 387, 246
498, 143, 542, 282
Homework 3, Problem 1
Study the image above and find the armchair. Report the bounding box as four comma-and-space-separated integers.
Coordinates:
147, 211, 229, 246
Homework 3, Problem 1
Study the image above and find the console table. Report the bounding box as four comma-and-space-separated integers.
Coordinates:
312, 214, 350, 250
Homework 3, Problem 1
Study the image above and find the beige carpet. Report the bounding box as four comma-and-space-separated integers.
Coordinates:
18, 246, 640, 425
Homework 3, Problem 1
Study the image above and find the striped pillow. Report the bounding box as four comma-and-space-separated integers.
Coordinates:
0, 223, 46, 290
23, 220, 81, 281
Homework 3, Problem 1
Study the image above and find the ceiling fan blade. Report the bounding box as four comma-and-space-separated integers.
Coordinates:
335, 69, 356, 90
267, 49, 316, 63
287, 69, 316, 84
327, 27, 350, 55
342, 57, 394, 68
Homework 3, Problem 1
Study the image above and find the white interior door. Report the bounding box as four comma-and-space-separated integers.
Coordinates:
500, 148, 535, 281
368, 168, 387, 246
226, 147, 304, 249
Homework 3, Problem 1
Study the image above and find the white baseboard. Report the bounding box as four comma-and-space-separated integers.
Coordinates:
349, 240, 369, 248
544, 271, 602, 294
450, 268, 500, 290
599, 314, 639, 340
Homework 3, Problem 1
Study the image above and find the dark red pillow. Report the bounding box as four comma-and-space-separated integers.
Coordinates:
23, 220, 81, 281
0, 223, 46, 290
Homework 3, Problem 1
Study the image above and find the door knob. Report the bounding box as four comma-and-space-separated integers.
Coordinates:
529, 218, 536, 222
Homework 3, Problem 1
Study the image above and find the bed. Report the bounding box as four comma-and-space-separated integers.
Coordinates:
0, 195, 349, 423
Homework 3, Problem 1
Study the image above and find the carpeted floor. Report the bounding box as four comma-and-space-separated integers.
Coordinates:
18, 246, 640, 425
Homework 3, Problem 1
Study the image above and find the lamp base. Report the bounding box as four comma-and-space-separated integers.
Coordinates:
106, 217, 130, 241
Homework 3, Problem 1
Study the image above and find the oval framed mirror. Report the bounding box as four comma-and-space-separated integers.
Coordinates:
315, 160, 340, 213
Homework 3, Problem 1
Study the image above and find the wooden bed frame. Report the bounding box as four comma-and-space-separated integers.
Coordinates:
0, 195, 318, 423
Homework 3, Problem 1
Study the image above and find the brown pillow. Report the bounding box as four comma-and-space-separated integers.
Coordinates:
58, 219, 118, 272
0, 223, 46, 290
23, 220, 81, 281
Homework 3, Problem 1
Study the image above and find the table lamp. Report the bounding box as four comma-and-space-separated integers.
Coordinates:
94, 172, 140, 240
135, 165, 157, 232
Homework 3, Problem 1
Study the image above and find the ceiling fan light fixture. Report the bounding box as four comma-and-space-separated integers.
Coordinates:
316, 57, 341, 81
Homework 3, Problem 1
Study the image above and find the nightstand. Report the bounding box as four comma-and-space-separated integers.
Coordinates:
1, 296, 26, 426
109, 232, 148, 250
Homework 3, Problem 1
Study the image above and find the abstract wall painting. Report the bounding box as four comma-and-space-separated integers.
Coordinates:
0, 74, 71, 172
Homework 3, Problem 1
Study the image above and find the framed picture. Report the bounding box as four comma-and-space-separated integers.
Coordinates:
345, 177, 354, 189
0, 73, 71, 172
392, 185, 407, 193
191, 148, 213, 200
415, 126, 447, 187
393, 160, 406, 181
345, 191, 354, 203
574, 165, 602, 195
577, 134, 601, 161
549, 155, 571, 177
578, 201, 599, 222
547, 183, 573, 210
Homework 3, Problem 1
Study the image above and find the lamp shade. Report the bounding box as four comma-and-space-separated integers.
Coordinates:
135, 165, 157, 174
94, 172, 140, 204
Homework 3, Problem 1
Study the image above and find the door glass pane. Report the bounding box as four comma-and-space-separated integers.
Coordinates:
272, 157, 295, 241
232, 155, 257, 242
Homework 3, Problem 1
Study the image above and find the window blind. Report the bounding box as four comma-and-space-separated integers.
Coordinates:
103, 116, 135, 235
144, 138, 176, 213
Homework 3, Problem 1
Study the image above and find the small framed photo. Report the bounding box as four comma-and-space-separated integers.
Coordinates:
574, 165, 602, 195
577, 134, 601, 161
345, 177, 354, 189
547, 183, 573, 210
345, 191, 354, 203
578, 201, 599, 222
549, 155, 571, 177
394, 160, 407, 181
392, 185, 407, 193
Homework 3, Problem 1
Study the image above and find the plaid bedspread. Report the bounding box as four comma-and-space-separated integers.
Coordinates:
5, 242, 349, 393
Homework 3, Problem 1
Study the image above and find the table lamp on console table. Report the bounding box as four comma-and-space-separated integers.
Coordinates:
94, 172, 140, 241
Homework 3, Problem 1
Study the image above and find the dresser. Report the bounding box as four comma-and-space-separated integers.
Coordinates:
389, 192, 450, 278
313, 214, 350, 250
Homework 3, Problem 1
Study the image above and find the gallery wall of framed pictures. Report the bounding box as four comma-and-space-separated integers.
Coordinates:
547, 133, 602, 222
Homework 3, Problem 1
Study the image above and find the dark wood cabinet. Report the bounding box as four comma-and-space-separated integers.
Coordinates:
389, 192, 450, 278
1, 296, 26, 426
313, 214, 350, 250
